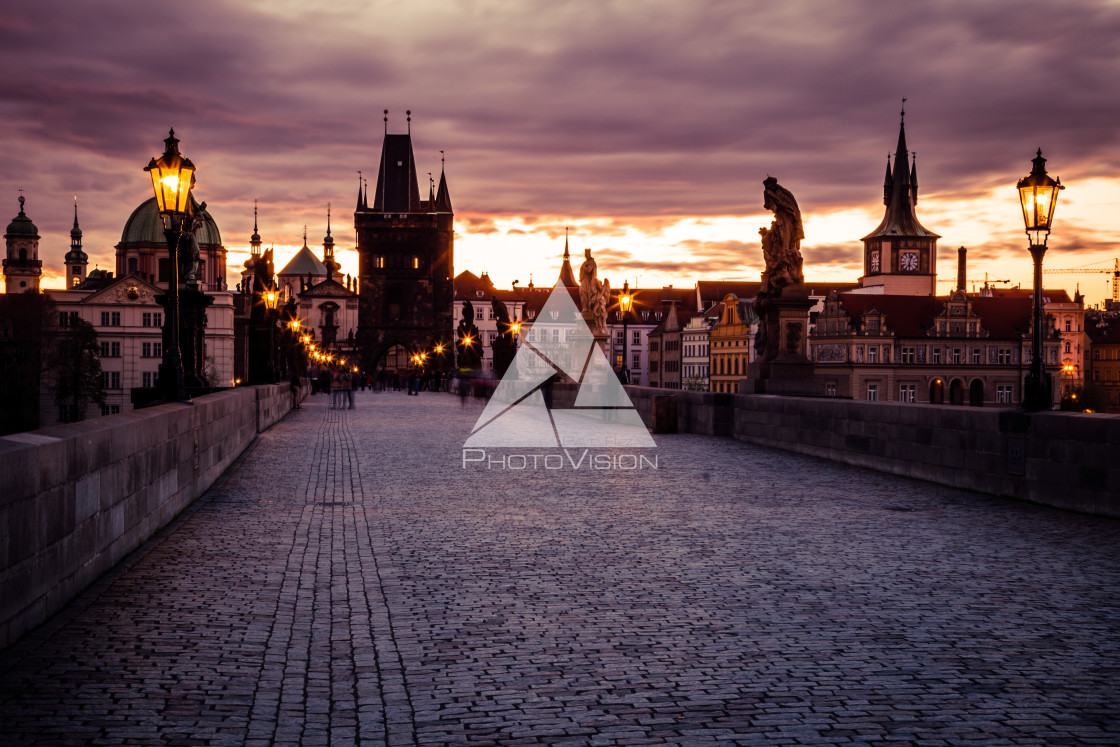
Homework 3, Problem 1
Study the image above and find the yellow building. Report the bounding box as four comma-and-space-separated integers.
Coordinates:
709, 294, 752, 394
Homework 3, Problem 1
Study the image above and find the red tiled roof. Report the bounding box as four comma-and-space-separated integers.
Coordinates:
835, 292, 1032, 340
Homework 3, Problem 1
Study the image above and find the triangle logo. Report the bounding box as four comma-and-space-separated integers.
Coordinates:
464, 281, 656, 448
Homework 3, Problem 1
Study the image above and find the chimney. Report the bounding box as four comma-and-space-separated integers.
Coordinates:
957, 247, 967, 293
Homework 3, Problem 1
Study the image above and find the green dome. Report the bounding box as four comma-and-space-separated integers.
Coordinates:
120, 196, 222, 246
5, 197, 39, 239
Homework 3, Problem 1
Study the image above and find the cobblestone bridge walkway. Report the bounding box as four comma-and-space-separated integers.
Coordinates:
2, 390, 1119, 746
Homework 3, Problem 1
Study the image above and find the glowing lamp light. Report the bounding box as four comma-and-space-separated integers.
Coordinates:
435, 344, 444, 354
289, 319, 301, 331
144, 129, 196, 215
1017, 149, 1063, 246
620, 280, 633, 314
263, 288, 279, 310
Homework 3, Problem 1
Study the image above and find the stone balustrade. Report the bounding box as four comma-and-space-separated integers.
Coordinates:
0, 382, 305, 649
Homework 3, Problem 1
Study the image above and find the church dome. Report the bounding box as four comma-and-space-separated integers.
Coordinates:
5, 197, 39, 239
119, 196, 222, 246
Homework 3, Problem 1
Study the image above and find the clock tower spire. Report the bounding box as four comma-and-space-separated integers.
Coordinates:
859, 104, 940, 296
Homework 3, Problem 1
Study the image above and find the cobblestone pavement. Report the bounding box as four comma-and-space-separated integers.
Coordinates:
2, 390, 1120, 746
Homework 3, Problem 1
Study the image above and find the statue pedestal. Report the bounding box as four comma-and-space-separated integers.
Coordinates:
744, 285, 820, 396
580, 311, 610, 358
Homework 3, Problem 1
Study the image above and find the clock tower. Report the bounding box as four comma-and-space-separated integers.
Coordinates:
860, 109, 939, 296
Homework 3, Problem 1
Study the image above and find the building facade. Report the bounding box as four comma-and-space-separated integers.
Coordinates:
709, 294, 752, 394
811, 290, 1060, 406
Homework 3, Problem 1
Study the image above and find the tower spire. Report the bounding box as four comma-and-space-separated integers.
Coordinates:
557, 226, 577, 287
65, 195, 88, 286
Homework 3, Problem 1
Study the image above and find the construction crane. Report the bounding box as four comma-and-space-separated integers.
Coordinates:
1044, 258, 1120, 303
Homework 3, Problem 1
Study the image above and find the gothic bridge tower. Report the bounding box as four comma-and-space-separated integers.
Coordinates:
355, 111, 454, 368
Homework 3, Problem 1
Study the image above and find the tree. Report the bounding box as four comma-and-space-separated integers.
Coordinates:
47, 316, 105, 423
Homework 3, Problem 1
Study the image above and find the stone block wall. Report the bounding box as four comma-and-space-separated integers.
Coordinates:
624, 386, 1120, 518
0, 385, 296, 650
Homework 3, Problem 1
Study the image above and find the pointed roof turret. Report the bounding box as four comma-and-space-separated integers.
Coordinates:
557, 227, 577, 287
862, 106, 939, 240
355, 171, 364, 211
882, 154, 893, 205
435, 151, 453, 213
910, 152, 919, 205
373, 119, 421, 213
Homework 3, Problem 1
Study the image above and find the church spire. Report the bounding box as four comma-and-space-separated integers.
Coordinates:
356, 170, 364, 212
435, 150, 453, 213
64, 196, 88, 287
323, 204, 340, 280
250, 199, 262, 256
557, 227, 577, 287
883, 154, 893, 205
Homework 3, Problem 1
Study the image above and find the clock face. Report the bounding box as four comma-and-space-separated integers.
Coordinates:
870, 250, 880, 272
900, 251, 919, 272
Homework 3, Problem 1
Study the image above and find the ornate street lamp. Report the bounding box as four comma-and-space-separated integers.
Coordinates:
1016, 149, 1064, 410
145, 129, 197, 402
619, 280, 633, 383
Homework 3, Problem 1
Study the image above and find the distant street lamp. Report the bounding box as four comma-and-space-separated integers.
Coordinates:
1016, 149, 1064, 410
145, 129, 197, 402
619, 280, 633, 383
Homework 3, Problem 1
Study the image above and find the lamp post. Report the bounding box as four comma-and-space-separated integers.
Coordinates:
1016, 149, 1064, 411
145, 129, 196, 402
263, 284, 279, 383
619, 280, 633, 383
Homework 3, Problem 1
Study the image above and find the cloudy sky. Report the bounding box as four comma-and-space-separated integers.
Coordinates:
3, 0, 1119, 306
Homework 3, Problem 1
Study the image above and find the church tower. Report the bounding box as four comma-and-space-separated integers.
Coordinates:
859, 107, 940, 295
322, 204, 340, 280
3, 195, 42, 294
65, 198, 88, 287
355, 111, 454, 367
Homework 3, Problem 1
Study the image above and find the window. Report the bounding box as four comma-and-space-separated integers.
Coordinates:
142, 371, 156, 388
932, 348, 942, 364
616, 331, 624, 344
487, 307, 495, 320
900, 384, 915, 403
650, 360, 659, 373
59, 311, 78, 327
1065, 319, 1071, 332
632, 331, 640, 345
825, 382, 837, 397
475, 307, 484, 320
650, 341, 659, 352
951, 348, 962, 364
998, 348, 1011, 365
127, 257, 138, 274
867, 383, 879, 401
632, 352, 640, 370
972, 348, 982, 365
901, 346, 915, 364
142, 312, 152, 327
1093, 349, 1101, 360
1064, 342, 1071, 354
99, 341, 120, 358
100, 405, 121, 416
1094, 370, 1100, 381
996, 385, 1013, 404
488, 332, 496, 345
374, 256, 384, 269
102, 371, 121, 390
142, 341, 162, 358
868, 347, 878, 364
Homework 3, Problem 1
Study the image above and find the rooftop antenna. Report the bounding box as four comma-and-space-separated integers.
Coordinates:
383, 109, 388, 135
406, 109, 411, 134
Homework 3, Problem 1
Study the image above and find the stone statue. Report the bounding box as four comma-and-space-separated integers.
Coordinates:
578, 248, 610, 336
759, 177, 804, 295
490, 296, 516, 377
182, 201, 208, 290
456, 300, 481, 370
